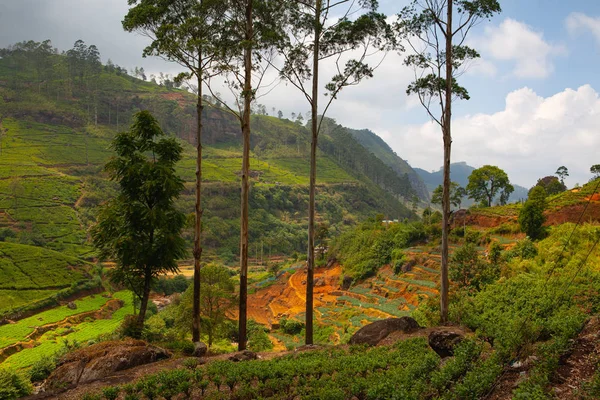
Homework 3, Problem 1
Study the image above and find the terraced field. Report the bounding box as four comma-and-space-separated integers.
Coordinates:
245, 249, 443, 345
0, 291, 133, 370
0, 242, 91, 314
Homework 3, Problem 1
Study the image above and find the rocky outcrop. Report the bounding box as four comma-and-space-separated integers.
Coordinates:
45, 339, 170, 389
228, 350, 258, 362
193, 342, 208, 358
428, 329, 464, 358
349, 317, 420, 346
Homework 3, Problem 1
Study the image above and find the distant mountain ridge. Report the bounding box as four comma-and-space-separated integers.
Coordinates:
348, 129, 430, 202
415, 162, 529, 205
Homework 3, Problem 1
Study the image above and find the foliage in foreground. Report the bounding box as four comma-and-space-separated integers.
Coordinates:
0, 369, 33, 400
88, 338, 502, 400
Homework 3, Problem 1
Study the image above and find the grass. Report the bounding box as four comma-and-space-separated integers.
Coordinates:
0, 293, 111, 349
1, 291, 133, 370
0, 289, 58, 314
0, 242, 87, 291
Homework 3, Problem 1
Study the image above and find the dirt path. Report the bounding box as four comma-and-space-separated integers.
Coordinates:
549, 317, 600, 399
486, 317, 600, 399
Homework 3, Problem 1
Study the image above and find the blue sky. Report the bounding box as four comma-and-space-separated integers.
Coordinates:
0, 0, 599, 187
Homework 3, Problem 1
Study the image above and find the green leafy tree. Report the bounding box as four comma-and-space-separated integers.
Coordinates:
123, 0, 228, 343
432, 182, 466, 209
591, 164, 600, 179
555, 166, 568, 185
450, 243, 498, 291
518, 186, 547, 240
466, 165, 514, 207
398, 0, 501, 323
531, 176, 565, 196
199, 264, 235, 347
91, 111, 186, 333
274, 0, 397, 345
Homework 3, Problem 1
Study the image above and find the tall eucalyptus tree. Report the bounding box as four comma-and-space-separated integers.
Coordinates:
274, 0, 396, 344
398, 0, 501, 323
206, 0, 286, 350
123, 0, 229, 343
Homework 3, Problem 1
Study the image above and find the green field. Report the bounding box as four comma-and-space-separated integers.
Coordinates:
0, 293, 111, 348
0, 242, 90, 314
0, 291, 133, 370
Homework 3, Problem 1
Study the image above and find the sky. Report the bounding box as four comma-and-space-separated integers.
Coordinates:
1, 0, 600, 188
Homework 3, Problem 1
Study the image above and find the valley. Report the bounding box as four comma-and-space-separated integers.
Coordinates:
0, 25, 599, 400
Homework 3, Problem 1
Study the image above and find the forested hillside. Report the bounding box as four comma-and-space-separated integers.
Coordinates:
349, 128, 430, 202
0, 40, 421, 305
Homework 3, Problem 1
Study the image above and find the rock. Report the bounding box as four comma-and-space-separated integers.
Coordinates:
341, 275, 353, 290
428, 330, 464, 358
66, 302, 77, 310
314, 278, 325, 287
228, 350, 257, 362
400, 258, 417, 273
326, 258, 337, 268
349, 317, 420, 346
45, 339, 170, 389
193, 342, 208, 358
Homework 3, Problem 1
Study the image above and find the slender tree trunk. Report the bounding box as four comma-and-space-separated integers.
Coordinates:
192, 72, 204, 343
306, 0, 322, 346
136, 270, 153, 333
238, 0, 253, 352
440, 0, 453, 325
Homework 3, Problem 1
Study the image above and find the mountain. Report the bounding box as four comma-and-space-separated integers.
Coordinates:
348, 128, 430, 201
415, 162, 529, 205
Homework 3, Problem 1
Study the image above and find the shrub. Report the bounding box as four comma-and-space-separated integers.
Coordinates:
0, 227, 16, 242
102, 386, 120, 400
29, 357, 56, 382
280, 317, 304, 335
0, 369, 33, 400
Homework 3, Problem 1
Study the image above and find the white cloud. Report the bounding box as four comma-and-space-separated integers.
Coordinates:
473, 19, 566, 79
386, 85, 600, 187
566, 12, 600, 44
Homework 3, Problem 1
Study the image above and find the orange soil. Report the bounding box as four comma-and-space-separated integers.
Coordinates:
246, 265, 343, 328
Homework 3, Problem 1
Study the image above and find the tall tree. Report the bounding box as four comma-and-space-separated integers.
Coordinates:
91, 111, 186, 334
274, 0, 395, 345
398, 0, 501, 323
123, 0, 228, 343
206, 0, 285, 350
519, 185, 547, 240
555, 166, 568, 185
466, 165, 514, 207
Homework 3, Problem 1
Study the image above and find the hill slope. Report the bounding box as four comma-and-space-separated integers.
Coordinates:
348, 128, 430, 201
0, 40, 420, 306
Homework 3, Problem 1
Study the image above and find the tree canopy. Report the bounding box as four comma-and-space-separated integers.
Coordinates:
91, 110, 186, 333
466, 165, 514, 207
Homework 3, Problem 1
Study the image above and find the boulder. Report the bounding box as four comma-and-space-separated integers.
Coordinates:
66, 302, 77, 310
428, 330, 464, 358
349, 317, 420, 346
193, 342, 208, 358
228, 350, 257, 362
314, 278, 325, 287
326, 258, 337, 268
341, 276, 353, 290
45, 339, 170, 389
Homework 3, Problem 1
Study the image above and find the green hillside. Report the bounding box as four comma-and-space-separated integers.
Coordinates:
0, 40, 422, 312
0, 242, 92, 315
349, 128, 430, 201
